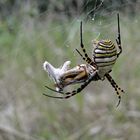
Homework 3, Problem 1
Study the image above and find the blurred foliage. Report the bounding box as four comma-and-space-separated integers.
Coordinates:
0, 0, 140, 20
0, 0, 140, 140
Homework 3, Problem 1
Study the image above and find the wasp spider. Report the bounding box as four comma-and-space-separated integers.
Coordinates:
43, 13, 124, 107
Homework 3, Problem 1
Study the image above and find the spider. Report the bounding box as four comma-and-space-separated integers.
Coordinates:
43, 13, 124, 107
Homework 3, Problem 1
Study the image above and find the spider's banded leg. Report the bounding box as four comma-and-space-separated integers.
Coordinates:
43, 71, 97, 99
105, 73, 124, 107
116, 13, 122, 58
106, 74, 125, 93
80, 22, 93, 64
105, 74, 121, 107
45, 85, 64, 94
76, 49, 96, 66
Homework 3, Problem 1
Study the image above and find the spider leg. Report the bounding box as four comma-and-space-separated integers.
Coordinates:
116, 13, 122, 58
44, 85, 64, 94
43, 93, 64, 99
80, 22, 96, 66
105, 73, 124, 107
75, 48, 96, 67
43, 71, 98, 99
75, 48, 86, 61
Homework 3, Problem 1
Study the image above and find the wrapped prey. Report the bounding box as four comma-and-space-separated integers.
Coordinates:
43, 61, 98, 92
43, 61, 71, 91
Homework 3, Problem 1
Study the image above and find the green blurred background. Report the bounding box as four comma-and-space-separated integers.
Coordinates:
0, 0, 140, 140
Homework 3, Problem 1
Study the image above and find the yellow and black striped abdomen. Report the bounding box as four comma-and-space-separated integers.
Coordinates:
93, 40, 117, 78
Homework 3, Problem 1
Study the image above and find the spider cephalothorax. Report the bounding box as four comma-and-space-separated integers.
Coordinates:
43, 13, 124, 107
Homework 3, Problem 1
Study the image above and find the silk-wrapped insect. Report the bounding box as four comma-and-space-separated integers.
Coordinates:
43, 61, 99, 92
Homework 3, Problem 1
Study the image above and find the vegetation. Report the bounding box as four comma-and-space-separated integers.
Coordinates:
0, 0, 140, 140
